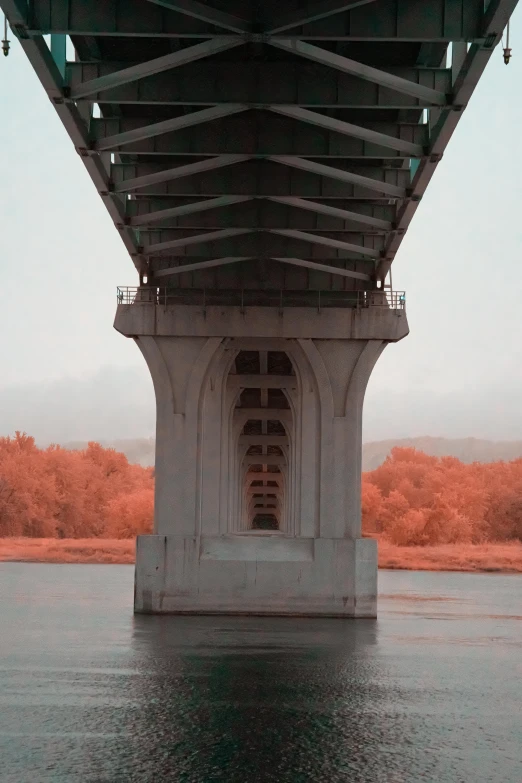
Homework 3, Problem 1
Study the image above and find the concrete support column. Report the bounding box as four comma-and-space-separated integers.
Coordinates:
115, 303, 408, 617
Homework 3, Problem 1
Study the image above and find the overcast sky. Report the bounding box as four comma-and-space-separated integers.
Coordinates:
1, 12, 521, 443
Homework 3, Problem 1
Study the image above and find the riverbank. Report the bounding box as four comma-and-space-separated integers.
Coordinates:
1, 537, 522, 572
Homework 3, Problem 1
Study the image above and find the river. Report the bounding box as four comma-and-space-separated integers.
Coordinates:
0, 563, 520, 782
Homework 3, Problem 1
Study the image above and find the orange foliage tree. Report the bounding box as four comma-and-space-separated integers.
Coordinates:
362, 447, 522, 545
0, 433, 154, 538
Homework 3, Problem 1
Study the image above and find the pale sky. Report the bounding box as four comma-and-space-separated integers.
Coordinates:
1, 13, 521, 443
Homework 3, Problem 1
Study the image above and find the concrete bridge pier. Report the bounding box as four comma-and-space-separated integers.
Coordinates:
115, 301, 408, 617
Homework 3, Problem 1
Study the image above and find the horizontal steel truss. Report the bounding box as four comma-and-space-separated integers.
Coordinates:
2, 0, 518, 281
21, 0, 496, 41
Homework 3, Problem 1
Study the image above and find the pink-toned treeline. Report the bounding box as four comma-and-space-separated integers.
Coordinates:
1, 434, 522, 545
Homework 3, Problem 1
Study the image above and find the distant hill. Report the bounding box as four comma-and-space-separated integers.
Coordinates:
362, 436, 522, 471
62, 435, 522, 472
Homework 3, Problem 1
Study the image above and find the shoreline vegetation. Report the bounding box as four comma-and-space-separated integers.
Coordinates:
1, 537, 522, 573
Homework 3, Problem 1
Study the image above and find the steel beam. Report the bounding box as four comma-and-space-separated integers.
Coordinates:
267, 196, 393, 230
271, 157, 406, 198
113, 155, 251, 192
153, 256, 250, 277
129, 196, 253, 226
269, 229, 380, 258
272, 257, 371, 281
143, 0, 250, 33
96, 104, 247, 150
70, 37, 243, 99
269, 39, 448, 106
376, 0, 519, 280
269, 105, 424, 156
143, 229, 251, 255
0, 0, 141, 267
267, 0, 376, 33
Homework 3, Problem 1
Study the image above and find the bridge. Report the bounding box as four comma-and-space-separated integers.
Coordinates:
3, 0, 517, 616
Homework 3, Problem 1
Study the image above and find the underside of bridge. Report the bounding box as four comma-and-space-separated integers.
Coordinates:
4, 0, 517, 615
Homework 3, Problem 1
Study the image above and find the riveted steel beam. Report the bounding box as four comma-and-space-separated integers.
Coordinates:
143, 0, 250, 33
269, 39, 448, 106
267, 0, 376, 33
70, 37, 243, 99
143, 228, 251, 255
269, 105, 425, 156
271, 257, 372, 281
271, 156, 407, 198
96, 104, 247, 150
129, 195, 253, 226
153, 256, 251, 277
269, 228, 380, 258
113, 155, 251, 192
267, 197, 393, 231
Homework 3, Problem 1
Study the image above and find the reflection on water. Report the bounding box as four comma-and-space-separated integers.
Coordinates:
0, 564, 521, 782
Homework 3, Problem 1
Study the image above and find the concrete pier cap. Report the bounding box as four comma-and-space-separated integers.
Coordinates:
115, 300, 408, 617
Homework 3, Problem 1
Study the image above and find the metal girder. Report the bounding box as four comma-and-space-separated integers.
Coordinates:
267, 197, 393, 231
376, 0, 519, 280
269, 105, 424, 156
129, 196, 253, 226
113, 155, 251, 192
153, 256, 250, 277
96, 104, 247, 150
0, 0, 142, 267
269, 228, 380, 259
143, 229, 251, 255
271, 156, 406, 198
272, 257, 371, 281
68, 61, 451, 109
70, 37, 242, 99
267, 0, 376, 33
269, 39, 448, 106
143, 0, 250, 33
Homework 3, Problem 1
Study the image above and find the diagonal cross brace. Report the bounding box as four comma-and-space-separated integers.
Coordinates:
70, 37, 243, 99
269, 39, 448, 106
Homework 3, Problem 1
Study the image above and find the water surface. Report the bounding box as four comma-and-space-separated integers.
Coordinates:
0, 563, 520, 782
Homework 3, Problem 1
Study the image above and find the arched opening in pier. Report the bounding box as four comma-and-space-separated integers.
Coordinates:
230, 349, 294, 533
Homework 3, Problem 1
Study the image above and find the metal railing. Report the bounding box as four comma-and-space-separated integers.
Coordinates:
117, 286, 406, 311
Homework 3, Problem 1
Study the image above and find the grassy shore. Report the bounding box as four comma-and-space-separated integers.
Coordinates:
1, 537, 522, 573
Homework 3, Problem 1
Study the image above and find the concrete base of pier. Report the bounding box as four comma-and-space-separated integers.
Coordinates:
134, 534, 377, 617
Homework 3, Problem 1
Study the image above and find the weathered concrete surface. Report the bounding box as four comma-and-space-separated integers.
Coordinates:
135, 534, 377, 617
114, 303, 409, 342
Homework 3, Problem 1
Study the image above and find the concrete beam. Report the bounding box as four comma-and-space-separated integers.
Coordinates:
269, 39, 448, 106
235, 408, 291, 422
70, 37, 242, 99
229, 375, 297, 390
239, 435, 289, 446
244, 455, 287, 467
